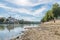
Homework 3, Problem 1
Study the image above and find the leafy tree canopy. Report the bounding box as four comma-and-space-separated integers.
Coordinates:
41, 3, 60, 22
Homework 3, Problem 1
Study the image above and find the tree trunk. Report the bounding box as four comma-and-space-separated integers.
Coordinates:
53, 17, 56, 23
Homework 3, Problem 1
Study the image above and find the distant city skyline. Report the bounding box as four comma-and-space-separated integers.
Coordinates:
0, 0, 60, 21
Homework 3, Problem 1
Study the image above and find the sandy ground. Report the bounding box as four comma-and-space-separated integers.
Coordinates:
11, 20, 60, 40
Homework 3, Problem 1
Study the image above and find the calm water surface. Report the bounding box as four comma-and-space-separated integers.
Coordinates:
0, 24, 39, 40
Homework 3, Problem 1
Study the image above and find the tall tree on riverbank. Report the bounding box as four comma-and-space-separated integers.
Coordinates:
41, 3, 60, 23
52, 3, 60, 23
52, 3, 59, 18
41, 10, 54, 22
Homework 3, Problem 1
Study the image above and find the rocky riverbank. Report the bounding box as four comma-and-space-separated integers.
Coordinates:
11, 21, 60, 40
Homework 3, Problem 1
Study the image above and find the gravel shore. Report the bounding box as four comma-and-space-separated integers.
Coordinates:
11, 21, 60, 40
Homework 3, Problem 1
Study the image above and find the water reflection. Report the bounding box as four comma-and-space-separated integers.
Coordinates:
0, 24, 24, 32
0, 25, 4, 30
7, 24, 14, 32
0, 24, 38, 40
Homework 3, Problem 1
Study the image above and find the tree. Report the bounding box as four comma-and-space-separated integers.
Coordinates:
41, 3, 60, 23
6, 19, 9, 21
0, 18, 4, 23
52, 3, 59, 18
41, 10, 54, 22
52, 3, 60, 23
46, 10, 54, 21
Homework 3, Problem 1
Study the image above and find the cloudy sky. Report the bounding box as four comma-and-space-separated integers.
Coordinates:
0, 0, 60, 21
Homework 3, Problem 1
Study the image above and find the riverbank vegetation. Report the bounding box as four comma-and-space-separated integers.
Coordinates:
41, 3, 60, 22
0, 17, 40, 24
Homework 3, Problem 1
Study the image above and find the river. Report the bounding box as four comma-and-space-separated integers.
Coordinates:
0, 24, 39, 40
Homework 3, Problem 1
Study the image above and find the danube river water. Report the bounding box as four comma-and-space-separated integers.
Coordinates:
0, 24, 39, 40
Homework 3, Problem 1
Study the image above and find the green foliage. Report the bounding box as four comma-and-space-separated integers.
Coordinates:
0, 18, 4, 22
47, 10, 54, 20
52, 3, 59, 18
0, 25, 4, 30
41, 10, 54, 22
6, 19, 9, 21
41, 3, 60, 22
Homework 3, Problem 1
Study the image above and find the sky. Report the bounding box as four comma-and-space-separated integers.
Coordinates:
0, 0, 60, 21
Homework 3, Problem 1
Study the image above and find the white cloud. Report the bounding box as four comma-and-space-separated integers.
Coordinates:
6, 0, 32, 6
5, 0, 55, 6
0, 3, 5, 7
23, 17, 39, 21
1, 0, 59, 21
0, 15, 3, 17
0, 3, 13, 11
12, 14, 39, 21
11, 7, 46, 17
32, 6, 46, 16
0, 3, 40, 21
0, 3, 47, 17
